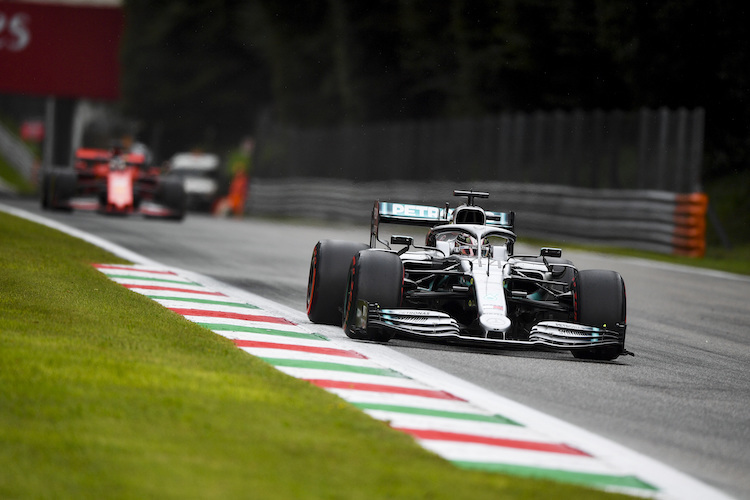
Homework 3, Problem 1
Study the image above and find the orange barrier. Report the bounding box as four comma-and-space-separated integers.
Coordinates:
673, 193, 708, 257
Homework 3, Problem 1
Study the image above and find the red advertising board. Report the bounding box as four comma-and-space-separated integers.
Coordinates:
20, 119, 44, 141
0, 1, 124, 100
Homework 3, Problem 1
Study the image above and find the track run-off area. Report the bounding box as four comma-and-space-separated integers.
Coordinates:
2, 198, 749, 499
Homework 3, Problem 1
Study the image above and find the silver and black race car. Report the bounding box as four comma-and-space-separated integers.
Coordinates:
306, 190, 631, 361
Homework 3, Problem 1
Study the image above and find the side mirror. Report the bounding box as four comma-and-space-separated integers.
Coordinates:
390, 235, 414, 246
391, 235, 413, 255
540, 247, 562, 258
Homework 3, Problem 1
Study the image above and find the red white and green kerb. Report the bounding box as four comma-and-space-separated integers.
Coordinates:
92, 263, 669, 498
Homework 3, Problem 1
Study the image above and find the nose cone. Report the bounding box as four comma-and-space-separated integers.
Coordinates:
480, 313, 511, 333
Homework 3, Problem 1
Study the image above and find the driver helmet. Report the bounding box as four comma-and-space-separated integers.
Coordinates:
452, 234, 492, 257
453, 233, 477, 256
110, 139, 125, 157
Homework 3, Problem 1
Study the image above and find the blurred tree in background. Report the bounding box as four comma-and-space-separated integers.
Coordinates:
120, 0, 748, 186
121, 0, 271, 157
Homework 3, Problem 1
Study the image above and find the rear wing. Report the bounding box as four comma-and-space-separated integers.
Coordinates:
378, 202, 449, 226
370, 201, 514, 248
486, 210, 514, 228
74, 149, 146, 169
75, 148, 110, 164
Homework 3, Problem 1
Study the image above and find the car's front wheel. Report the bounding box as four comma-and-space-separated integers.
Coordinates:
41, 169, 76, 210
571, 269, 627, 361
343, 250, 403, 342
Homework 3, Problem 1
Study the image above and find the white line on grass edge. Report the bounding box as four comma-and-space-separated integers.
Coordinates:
1, 202, 734, 500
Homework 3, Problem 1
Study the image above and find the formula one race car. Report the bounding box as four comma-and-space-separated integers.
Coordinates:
41, 148, 186, 220
307, 190, 630, 361
165, 152, 221, 211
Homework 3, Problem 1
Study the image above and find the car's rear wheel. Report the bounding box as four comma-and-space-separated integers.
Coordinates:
41, 169, 76, 210
307, 240, 369, 325
547, 257, 575, 288
571, 269, 627, 361
514, 256, 575, 288
343, 250, 403, 342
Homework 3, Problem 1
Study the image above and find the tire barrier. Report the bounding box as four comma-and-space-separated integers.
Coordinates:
246, 178, 708, 257
673, 193, 709, 257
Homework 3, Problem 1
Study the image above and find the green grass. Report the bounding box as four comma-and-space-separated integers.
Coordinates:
0, 211, 631, 499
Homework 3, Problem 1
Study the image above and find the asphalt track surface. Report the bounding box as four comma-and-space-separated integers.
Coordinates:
4, 196, 749, 499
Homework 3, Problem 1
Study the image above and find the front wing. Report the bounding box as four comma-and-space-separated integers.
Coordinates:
68, 197, 181, 218
359, 301, 623, 351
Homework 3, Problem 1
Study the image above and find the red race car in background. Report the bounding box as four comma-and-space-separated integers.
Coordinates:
41, 148, 186, 220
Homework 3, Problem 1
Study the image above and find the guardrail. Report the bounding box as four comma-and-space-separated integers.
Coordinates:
246, 178, 707, 257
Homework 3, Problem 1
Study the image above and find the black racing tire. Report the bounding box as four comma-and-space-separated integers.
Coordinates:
571, 269, 627, 361
547, 257, 575, 289
40, 171, 50, 209
343, 250, 403, 342
41, 169, 76, 210
155, 178, 186, 220
306, 240, 369, 325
